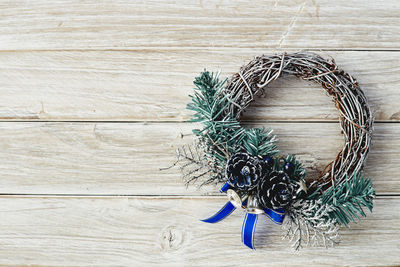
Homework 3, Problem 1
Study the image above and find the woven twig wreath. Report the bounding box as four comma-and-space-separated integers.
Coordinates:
172, 52, 375, 250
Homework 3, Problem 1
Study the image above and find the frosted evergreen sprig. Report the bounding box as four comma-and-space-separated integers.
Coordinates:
284, 172, 375, 249
320, 173, 375, 226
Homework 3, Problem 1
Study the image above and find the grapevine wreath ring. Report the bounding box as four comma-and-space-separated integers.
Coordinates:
171, 52, 375, 250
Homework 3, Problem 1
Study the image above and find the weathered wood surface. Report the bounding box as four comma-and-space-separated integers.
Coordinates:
0, 50, 399, 121
0, 196, 397, 266
0, 0, 399, 265
0, 121, 398, 195
0, 0, 399, 50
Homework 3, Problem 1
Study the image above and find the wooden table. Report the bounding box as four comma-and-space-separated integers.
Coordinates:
0, 0, 399, 265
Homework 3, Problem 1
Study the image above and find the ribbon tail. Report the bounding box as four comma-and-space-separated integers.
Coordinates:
201, 201, 236, 223
264, 208, 285, 225
241, 213, 258, 250
219, 182, 231, 193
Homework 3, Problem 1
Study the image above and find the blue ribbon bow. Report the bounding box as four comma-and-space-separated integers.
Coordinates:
201, 183, 285, 249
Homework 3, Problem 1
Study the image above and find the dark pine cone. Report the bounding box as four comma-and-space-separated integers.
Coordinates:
257, 170, 294, 210
226, 152, 264, 191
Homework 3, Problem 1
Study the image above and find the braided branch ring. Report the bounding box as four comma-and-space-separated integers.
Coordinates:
224, 52, 373, 190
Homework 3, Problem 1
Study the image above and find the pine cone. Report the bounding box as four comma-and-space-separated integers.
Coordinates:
257, 170, 294, 210
226, 152, 263, 191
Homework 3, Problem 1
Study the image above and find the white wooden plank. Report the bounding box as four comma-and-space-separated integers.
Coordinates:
0, 196, 397, 266
0, 0, 399, 50
0, 122, 397, 194
0, 50, 398, 121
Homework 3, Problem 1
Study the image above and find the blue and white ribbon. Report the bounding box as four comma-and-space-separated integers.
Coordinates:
241, 212, 258, 249
201, 201, 236, 223
202, 182, 285, 249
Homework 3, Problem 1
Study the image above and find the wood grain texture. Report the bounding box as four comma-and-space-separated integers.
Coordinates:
0, 121, 398, 195
0, 0, 399, 50
0, 0, 399, 265
0, 50, 399, 121
0, 195, 397, 266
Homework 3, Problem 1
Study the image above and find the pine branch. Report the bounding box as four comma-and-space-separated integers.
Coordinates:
186, 70, 278, 186
284, 172, 375, 249
320, 172, 375, 226
188, 71, 242, 167
284, 154, 306, 181
187, 70, 229, 123
242, 127, 278, 156
188, 71, 278, 154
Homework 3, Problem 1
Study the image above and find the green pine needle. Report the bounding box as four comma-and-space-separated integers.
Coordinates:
186, 70, 278, 181
284, 154, 306, 181
242, 127, 277, 156
320, 172, 375, 226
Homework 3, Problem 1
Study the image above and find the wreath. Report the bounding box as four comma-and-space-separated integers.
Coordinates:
172, 52, 375, 250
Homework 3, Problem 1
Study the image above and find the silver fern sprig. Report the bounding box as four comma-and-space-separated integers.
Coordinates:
283, 199, 340, 250
174, 142, 224, 187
